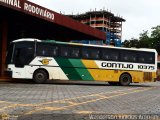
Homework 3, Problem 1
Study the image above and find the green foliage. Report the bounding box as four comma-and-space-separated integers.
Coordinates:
122, 25, 160, 54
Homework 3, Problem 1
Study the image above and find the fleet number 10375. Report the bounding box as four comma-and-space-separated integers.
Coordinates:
138, 65, 155, 70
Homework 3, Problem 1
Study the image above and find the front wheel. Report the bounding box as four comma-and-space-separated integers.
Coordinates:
33, 70, 48, 84
119, 73, 131, 86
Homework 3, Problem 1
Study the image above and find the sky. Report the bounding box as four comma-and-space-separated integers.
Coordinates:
28, 0, 160, 41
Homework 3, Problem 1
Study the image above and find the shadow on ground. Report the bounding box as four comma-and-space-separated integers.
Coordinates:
0, 78, 155, 87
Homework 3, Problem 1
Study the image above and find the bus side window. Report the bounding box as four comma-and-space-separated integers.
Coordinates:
90, 48, 100, 59
102, 49, 119, 61
37, 43, 50, 57
120, 50, 137, 62
102, 52, 110, 60
50, 46, 59, 57
147, 53, 155, 64
82, 48, 90, 59
61, 46, 69, 57
138, 52, 155, 64
70, 47, 80, 58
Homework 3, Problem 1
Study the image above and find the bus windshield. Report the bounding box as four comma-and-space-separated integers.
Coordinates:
10, 42, 35, 67
6, 43, 13, 64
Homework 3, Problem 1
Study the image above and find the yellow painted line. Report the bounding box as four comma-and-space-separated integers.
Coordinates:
0, 87, 149, 112
25, 87, 153, 115
75, 110, 93, 114
0, 103, 37, 111
0, 101, 12, 104
37, 87, 141, 106
0, 87, 155, 114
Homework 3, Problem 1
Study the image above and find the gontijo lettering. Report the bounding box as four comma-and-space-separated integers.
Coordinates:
101, 62, 155, 70
102, 62, 134, 69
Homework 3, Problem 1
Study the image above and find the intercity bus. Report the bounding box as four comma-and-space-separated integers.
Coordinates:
6, 38, 157, 85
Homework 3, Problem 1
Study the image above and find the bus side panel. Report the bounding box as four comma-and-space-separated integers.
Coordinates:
28, 57, 69, 80
54, 58, 94, 81
88, 69, 119, 81
122, 71, 144, 83
25, 66, 40, 79
46, 67, 69, 80
8, 65, 26, 79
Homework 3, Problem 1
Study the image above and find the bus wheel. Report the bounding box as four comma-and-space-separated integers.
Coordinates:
108, 82, 119, 86
119, 73, 131, 86
33, 70, 47, 84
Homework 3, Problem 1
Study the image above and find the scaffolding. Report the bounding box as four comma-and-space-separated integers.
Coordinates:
68, 10, 125, 46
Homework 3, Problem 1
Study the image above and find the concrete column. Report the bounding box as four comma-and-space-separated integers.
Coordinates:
0, 17, 8, 77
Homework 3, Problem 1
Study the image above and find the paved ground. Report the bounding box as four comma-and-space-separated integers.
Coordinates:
0, 80, 160, 120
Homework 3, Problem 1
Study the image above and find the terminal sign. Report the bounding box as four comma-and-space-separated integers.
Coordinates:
24, 3, 54, 20
0, 0, 21, 8
0, 0, 54, 21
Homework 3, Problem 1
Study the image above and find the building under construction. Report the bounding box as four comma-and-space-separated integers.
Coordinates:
68, 10, 125, 46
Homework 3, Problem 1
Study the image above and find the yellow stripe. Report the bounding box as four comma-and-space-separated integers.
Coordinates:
81, 60, 156, 82
81, 60, 100, 80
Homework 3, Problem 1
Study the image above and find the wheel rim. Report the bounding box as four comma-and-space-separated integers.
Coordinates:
36, 73, 44, 81
120, 74, 131, 86
123, 76, 129, 83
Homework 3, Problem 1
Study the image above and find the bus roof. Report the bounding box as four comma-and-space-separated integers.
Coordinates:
12, 38, 41, 42
12, 38, 157, 53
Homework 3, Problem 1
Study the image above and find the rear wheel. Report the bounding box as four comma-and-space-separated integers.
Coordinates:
33, 70, 48, 84
119, 73, 131, 86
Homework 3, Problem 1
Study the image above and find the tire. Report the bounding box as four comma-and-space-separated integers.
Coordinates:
108, 82, 119, 86
33, 70, 48, 84
119, 73, 131, 86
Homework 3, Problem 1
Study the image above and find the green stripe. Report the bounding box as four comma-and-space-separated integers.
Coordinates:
69, 59, 94, 81
54, 58, 94, 81
54, 58, 82, 80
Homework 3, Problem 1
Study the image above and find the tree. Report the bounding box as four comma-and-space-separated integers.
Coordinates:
138, 30, 151, 48
151, 25, 160, 53
122, 25, 160, 54
122, 38, 139, 48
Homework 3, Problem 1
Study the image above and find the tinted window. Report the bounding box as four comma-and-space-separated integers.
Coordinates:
120, 50, 137, 62
102, 49, 119, 61
6, 43, 14, 64
82, 48, 90, 59
50, 46, 59, 57
13, 42, 34, 67
70, 47, 80, 58
37, 43, 50, 57
61, 45, 69, 57
37, 43, 59, 57
90, 48, 100, 59
138, 52, 155, 64
82, 47, 100, 59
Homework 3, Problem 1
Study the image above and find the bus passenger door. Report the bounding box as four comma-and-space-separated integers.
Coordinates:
13, 45, 34, 78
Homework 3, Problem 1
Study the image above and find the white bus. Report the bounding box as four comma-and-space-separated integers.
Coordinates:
6, 38, 157, 85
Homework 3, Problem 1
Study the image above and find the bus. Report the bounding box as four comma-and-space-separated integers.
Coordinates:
6, 38, 157, 85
